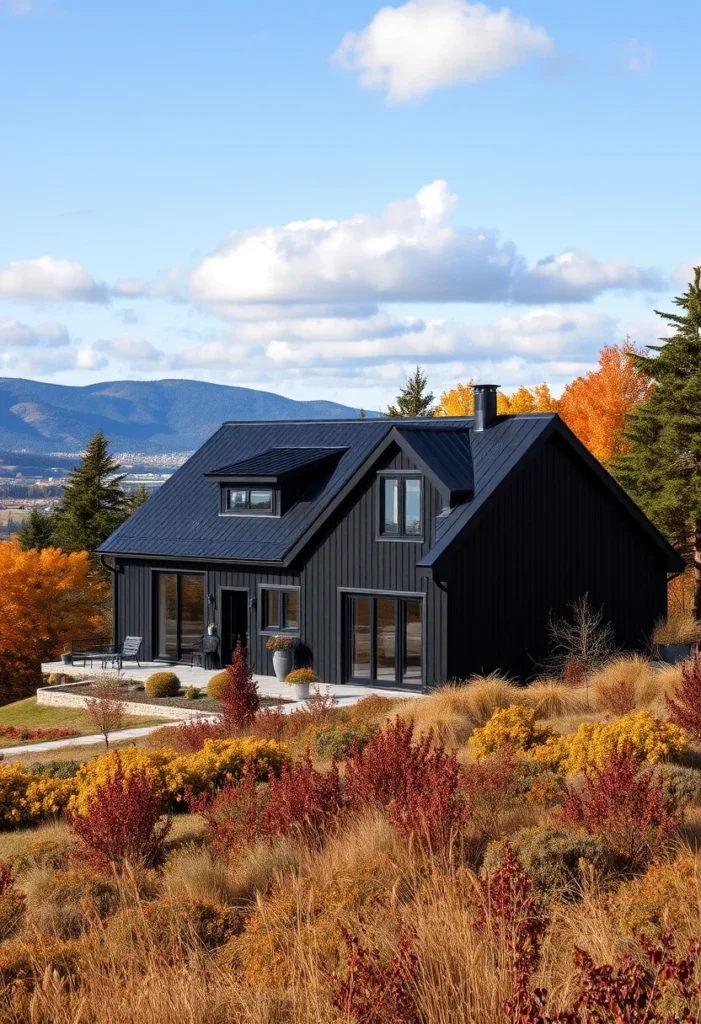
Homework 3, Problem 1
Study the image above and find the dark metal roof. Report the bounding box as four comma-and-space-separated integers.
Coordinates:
99, 413, 683, 572
394, 425, 473, 498
205, 446, 346, 481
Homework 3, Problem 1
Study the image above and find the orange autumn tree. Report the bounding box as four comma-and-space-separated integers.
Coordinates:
0, 542, 106, 702
435, 381, 557, 417
557, 337, 653, 464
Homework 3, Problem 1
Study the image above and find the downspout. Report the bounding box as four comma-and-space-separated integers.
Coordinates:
100, 556, 120, 644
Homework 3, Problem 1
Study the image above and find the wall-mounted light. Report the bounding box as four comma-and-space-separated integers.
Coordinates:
249, 596, 257, 610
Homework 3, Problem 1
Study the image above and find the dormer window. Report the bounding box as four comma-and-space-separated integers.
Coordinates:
222, 487, 276, 515
379, 474, 422, 539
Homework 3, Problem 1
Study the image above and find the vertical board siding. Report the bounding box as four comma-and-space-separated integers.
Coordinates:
115, 443, 447, 686
445, 434, 668, 680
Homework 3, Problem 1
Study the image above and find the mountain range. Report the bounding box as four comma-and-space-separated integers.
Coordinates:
0, 378, 373, 454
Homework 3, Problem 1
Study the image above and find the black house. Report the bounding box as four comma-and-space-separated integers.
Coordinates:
99, 386, 684, 691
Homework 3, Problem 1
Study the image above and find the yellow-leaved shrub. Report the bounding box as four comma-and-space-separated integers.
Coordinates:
68, 738, 290, 815
0, 763, 75, 827
469, 705, 552, 760
531, 710, 687, 775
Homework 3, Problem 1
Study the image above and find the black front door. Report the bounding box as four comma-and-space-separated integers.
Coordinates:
220, 590, 249, 667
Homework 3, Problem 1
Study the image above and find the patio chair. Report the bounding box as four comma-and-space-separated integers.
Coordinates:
104, 636, 143, 670
190, 634, 220, 670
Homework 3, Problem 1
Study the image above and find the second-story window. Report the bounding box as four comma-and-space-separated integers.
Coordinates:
380, 476, 422, 538
224, 487, 274, 513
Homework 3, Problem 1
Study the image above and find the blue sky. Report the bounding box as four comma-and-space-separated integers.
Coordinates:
0, 0, 699, 409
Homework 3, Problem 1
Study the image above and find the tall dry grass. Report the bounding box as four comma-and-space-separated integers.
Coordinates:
394, 675, 524, 746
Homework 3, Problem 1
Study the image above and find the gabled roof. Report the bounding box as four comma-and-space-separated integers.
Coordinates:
204, 446, 346, 483
99, 413, 684, 573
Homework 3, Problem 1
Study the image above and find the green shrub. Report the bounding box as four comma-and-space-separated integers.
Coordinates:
9, 839, 72, 874
184, 685, 200, 701
652, 763, 701, 810
29, 760, 81, 780
145, 671, 180, 698
207, 672, 229, 699
315, 722, 377, 760
483, 826, 623, 894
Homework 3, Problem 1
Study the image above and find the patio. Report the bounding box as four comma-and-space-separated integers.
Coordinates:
41, 660, 416, 709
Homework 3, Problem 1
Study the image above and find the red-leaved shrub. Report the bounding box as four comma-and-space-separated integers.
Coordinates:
304, 685, 339, 725
262, 750, 343, 844
251, 705, 287, 742
190, 769, 262, 856
331, 926, 421, 1024
561, 747, 678, 868
194, 751, 343, 854
220, 645, 260, 730
0, 725, 80, 741
164, 718, 226, 753
667, 653, 701, 740
481, 844, 548, 1022
505, 930, 701, 1024
344, 717, 469, 853
66, 753, 172, 869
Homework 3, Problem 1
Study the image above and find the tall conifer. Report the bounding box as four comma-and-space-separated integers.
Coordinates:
387, 366, 435, 417
51, 431, 128, 555
614, 267, 701, 618
17, 509, 54, 552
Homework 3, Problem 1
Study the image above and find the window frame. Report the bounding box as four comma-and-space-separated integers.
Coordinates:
153, 570, 206, 662
220, 485, 278, 516
342, 590, 425, 690
377, 472, 423, 541
258, 584, 301, 635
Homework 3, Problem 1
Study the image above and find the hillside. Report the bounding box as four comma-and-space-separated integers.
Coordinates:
0, 378, 373, 453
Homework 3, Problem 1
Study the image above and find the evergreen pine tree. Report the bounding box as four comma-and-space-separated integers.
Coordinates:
386, 366, 435, 417
127, 484, 150, 513
614, 267, 701, 618
51, 431, 128, 555
17, 508, 55, 551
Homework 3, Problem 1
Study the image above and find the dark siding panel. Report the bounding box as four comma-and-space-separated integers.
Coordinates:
446, 434, 668, 680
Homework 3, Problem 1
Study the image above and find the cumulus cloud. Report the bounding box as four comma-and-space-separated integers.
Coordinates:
170, 307, 619, 377
75, 347, 108, 371
112, 267, 184, 301
0, 319, 70, 348
512, 251, 664, 303
333, 0, 554, 103
189, 180, 664, 312
95, 336, 164, 361
0, 256, 108, 303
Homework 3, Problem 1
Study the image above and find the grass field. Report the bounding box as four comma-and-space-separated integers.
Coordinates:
0, 696, 169, 748
0, 508, 31, 525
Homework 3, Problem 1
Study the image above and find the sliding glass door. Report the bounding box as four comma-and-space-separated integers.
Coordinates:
347, 595, 423, 688
157, 573, 205, 660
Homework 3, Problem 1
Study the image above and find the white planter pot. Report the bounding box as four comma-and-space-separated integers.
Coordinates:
292, 682, 310, 702
272, 649, 293, 681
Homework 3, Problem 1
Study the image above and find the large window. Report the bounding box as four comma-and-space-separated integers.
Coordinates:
347, 595, 423, 688
157, 573, 205, 660
260, 587, 300, 633
380, 476, 422, 538
223, 487, 274, 514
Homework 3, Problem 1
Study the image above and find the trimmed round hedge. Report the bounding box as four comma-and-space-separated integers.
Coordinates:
207, 671, 229, 699
145, 671, 181, 698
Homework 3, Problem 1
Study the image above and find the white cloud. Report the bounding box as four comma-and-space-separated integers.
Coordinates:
112, 267, 184, 301
512, 251, 664, 303
2, 0, 36, 12
169, 307, 619, 376
189, 181, 664, 311
75, 346, 108, 371
116, 308, 140, 325
673, 258, 701, 286
614, 39, 654, 74
333, 0, 554, 103
0, 256, 107, 303
0, 319, 70, 347
95, 336, 164, 361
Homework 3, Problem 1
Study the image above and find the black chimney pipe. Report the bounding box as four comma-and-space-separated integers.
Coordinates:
473, 384, 499, 431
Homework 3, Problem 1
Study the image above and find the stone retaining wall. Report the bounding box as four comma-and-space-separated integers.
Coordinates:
37, 680, 210, 722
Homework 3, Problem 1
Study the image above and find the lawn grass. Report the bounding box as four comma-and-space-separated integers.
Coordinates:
0, 697, 169, 748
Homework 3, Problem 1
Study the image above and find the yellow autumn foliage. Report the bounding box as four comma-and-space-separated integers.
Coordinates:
531, 711, 687, 776
68, 738, 290, 815
469, 704, 552, 760
0, 763, 74, 827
